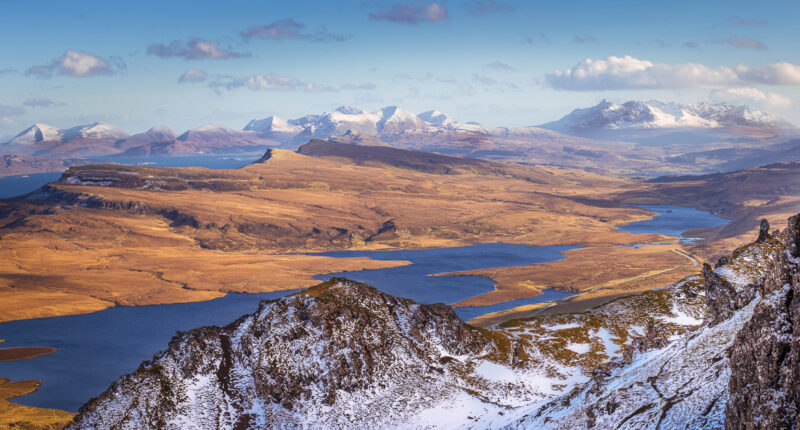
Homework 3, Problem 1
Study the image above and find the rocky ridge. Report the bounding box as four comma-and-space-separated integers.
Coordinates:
66, 217, 800, 428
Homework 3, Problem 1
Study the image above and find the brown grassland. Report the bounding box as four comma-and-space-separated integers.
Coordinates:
0, 148, 670, 323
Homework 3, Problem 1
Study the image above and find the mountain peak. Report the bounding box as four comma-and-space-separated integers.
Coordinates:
4, 123, 63, 146
146, 125, 177, 137
418, 110, 454, 126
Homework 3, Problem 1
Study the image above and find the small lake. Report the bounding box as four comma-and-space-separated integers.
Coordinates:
0, 172, 63, 198
0, 291, 294, 412
0, 154, 261, 199
618, 204, 729, 240
0, 204, 729, 412
312, 243, 578, 321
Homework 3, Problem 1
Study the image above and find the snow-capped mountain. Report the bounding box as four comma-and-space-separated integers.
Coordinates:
540, 100, 797, 141
4, 123, 63, 146
62, 122, 129, 142
114, 125, 178, 152
1, 122, 130, 156
418, 110, 455, 127
246, 106, 455, 146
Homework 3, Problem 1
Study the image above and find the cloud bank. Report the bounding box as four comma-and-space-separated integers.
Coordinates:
710, 87, 791, 108
210, 74, 333, 92
547, 55, 800, 91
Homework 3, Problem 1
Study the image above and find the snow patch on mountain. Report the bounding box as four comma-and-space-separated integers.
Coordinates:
541, 99, 795, 134
62, 122, 129, 141
4, 123, 63, 146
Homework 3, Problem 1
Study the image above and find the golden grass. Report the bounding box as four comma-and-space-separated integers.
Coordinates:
0, 378, 74, 429
0, 150, 661, 322
0, 348, 56, 362
449, 244, 699, 309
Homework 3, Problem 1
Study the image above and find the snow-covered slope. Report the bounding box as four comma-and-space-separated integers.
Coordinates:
419, 110, 456, 127
3, 123, 63, 146
540, 100, 796, 139
61, 122, 129, 142
245, 106, 448, 146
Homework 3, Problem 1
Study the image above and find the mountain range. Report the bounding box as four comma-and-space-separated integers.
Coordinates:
1, 101, 798, 175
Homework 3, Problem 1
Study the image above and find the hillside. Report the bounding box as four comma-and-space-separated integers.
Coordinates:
67, 217, 800, 428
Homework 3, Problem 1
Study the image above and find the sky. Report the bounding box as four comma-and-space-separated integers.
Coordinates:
1, 0, 799, 139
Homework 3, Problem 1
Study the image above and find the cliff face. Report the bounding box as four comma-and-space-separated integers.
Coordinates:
726, 215, 800, 429
67, 217, 800, 429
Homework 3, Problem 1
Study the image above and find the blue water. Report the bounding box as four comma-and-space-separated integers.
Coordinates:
0, 291, 294, 411
0, 172, 63, 198
0, 155, 260, 199
313, 243, 578, 320
0, 204, 729, 412
619, 205, 729, 240
455, 289, 576, 322
101, 154, 260, 169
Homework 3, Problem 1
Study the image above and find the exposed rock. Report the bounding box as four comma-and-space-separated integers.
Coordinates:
67, 279, 492, 429
725, 214, 800, 429
757, 218, 771, 243
703, 263, 755, 325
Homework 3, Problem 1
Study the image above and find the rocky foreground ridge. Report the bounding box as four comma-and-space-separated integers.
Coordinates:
68, 217, 800, 429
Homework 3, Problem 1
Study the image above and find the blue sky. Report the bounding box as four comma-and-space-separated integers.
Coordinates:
1, 0, 799, 138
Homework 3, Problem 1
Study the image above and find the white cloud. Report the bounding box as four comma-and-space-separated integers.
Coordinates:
241, 19, 350, 42
178, 69, 208, 83
26, 50, 119, 78
147, 38, 245, 60
547, 55, 800, 91
735, 62, 800, 85
211, 73, 331, 92
710, 87, 791, 108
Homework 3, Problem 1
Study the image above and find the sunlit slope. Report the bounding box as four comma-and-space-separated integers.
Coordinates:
0, 144, 663, 322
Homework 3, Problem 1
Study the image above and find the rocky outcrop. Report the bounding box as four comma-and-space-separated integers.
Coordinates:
726, 215, 800, 429
67, 279, 492, 429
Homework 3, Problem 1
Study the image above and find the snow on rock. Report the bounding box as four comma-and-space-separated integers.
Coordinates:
566, 342, 591, 354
